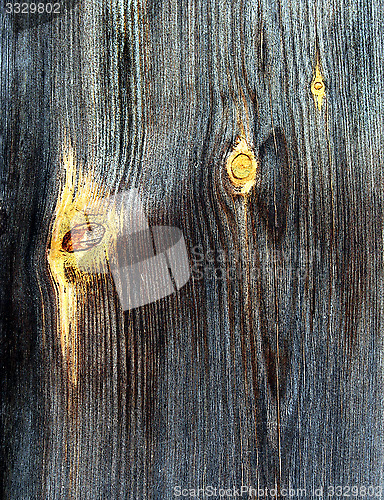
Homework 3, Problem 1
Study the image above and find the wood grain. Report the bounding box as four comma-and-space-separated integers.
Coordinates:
1, 0, 384, 498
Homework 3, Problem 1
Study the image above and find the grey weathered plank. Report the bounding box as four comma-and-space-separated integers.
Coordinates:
1, 0, 383, 498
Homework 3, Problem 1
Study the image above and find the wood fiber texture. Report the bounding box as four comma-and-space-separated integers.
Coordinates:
1, 0, 384, 498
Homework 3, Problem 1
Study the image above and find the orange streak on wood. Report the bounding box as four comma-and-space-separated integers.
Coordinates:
47, 142, 114, 386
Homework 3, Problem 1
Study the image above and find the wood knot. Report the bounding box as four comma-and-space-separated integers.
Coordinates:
62, 222, 106, 253
231, 153, 253, 179
226, 138, 258, 194
311, 60, 326, 110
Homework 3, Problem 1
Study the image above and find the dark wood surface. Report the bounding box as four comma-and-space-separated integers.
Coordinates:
1, 0, 383, 498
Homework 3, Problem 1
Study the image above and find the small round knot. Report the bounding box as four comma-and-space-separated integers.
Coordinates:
231, 153, 253, 179
226, 138, 258, 194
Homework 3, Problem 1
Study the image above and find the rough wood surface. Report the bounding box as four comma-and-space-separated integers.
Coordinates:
1, 0, 384, 498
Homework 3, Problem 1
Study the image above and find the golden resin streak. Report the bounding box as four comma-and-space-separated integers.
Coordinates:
226, 137, 258, 195
47, 143, 119, 386
311, 59, 326, 111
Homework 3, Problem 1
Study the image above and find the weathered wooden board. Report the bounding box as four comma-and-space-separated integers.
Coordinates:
1, 0, 384, 498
